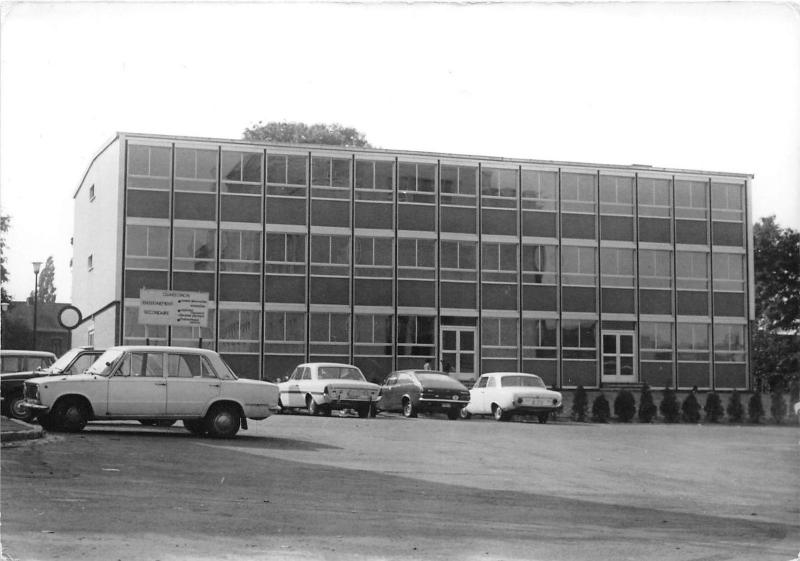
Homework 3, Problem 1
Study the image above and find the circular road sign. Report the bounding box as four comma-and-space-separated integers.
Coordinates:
58, 305, 83, 330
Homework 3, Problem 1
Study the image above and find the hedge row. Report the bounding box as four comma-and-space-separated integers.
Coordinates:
570, 385, 796, 424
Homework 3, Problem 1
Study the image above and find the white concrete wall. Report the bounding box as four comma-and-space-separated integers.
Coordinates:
72, 137, 123, 342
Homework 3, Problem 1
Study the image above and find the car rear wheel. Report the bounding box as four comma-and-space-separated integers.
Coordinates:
537, 413, 550, 424
183, 419, 206, 436
204, 405, 240, 438
53, 399, 88, 433
459, 407, 472, 420
7, 393, 34, 422
307, 396, 319, 416
402, 398, 417, 418
492, 404, 509, 422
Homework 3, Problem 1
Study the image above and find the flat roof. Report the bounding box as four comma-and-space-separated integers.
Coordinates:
118, 131, 753, 179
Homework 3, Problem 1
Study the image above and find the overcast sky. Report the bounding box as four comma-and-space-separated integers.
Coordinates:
1, 1, 798, 302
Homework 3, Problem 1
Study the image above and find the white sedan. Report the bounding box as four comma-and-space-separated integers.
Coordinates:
22, 346, 279, 438
460, 372, 562, 423
278, 363, 379, 418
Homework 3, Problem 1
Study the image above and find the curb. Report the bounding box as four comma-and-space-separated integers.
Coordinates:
1, 418, 44, 444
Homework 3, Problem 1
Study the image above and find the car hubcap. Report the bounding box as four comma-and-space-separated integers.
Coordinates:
214, 412, 234, 433
11, 399, 27, 418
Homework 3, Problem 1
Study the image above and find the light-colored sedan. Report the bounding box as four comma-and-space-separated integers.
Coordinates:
460, 372, 562, 423
278, 363, 380, 418
22, 346, 279, 438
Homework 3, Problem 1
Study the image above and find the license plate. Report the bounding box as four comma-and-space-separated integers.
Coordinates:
441, 403, 451, 408
344, 391, 366, 400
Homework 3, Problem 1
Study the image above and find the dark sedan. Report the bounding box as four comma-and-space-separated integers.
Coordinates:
376, 370, 471, 420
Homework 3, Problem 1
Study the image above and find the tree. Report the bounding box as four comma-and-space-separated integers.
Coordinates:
591, 393, 610, 423
681, 386, 701, 423
28, 256, 57, 303
613, 390, 636, 422
703, 392, 724, 423
571, 385, 588, 422
726, 389, 744, 423
242, 121, 372, 148
747, 393, 764, 424
752, 216, 800, 391
1, 214, 10, 303
638, 384, 657, 423
659, 386, 680, 423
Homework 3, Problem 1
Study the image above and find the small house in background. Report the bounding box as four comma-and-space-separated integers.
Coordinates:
0, 301, 72, 355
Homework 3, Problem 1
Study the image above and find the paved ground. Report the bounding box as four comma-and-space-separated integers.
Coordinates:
1, 413, 798, 561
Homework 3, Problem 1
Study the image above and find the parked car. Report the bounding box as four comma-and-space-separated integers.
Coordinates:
376, 370, 470, 419
1, 346, 104, 422
278, 363, 379, 418
460, 372, 562, 423
21, 346, 279, 438
0, 350, 56, 374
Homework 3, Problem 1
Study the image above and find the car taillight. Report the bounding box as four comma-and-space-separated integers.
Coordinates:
552, 398, 558, 405
517, 397, 523, 404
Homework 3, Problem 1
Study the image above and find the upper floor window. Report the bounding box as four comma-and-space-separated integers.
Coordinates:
561, 172, 596, 213
481, 168, 518, 200
127, 144, 171, 189
398, 161, 436, 203
482, 242, 518, 273
266, 233, 305, 264
398, 238, 435, 268
355, 237, 393, 268
220, 230, 261, 272
677, 322, 709, 362
712, 253, 745, 291
561, 320, 596, 359
522, 318, 558, 358
522, 244, 557, 285
640, 322, 673, 361
711, 182, 744, 222
714, 323, 745, 362
561, 246, 596, 286
675, 179, 708, 220
173, 228, 216, 271
312, 156, 351, 188
521, 170, 557, 211
440, 165, 477, 203
310, 235, 350, 266
638, 249, 672, 289
175, 148, 218, 192
126, 225, 169, 269
221, 151, 262, 194
441, 240, 477, 270
638, 177, 672, 217
599, 175, 634, 215
600, 247, 634, 287
355, 160, 394, 191
676, 251, 709, 290
267, 153, 307, 197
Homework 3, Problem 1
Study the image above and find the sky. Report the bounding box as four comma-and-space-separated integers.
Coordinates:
1, 1, 798, 302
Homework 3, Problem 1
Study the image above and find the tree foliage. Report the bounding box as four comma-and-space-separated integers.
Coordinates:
659, 386, 680, 423
571, 385, 588, 422
242, 121, 372, 148
681, 387, 701, 423
703, 392, 724, 423
28, 256, 56, 303
726, 390, 744, 423
1, 214, 10, 303
613, 390, 636, 422
591, 393, 610, 423
638, 384, 657, 423
753, 216, 800, 332
747, 393, 764, 424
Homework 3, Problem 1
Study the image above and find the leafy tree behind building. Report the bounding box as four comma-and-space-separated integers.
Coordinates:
28, 256, 57, 303
242, 121, 372, 148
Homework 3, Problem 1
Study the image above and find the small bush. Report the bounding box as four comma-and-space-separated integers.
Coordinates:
726, 389, 744, 423
571, 385, 588, 422
790, 378, 799, 404
638, 384, 657, 423
614, 390, 636, 422
591, 393, 610, 423
681, 388, 701, 423
747, 393, 764, 424
659, 386, 680, 423
704, 392, 724, 423
770, 390, 787, 424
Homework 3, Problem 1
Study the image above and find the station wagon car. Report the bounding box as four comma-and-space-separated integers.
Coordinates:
1, 347, 103, 422
0, 350, 56, 374
278, 363, 379, 418
22, 346, 279, 438
376, 370, 470, 419
460, 372, 562, 423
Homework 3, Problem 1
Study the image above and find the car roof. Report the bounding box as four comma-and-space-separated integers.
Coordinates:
393, 369, 448, 376
0, 350, 57, 357
298, 362, 360, 368
105, 345, 220, 356
481, 372, 541, 377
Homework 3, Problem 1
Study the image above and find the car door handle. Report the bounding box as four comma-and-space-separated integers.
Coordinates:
154, 381, 167, 386
208, 383, 220, 388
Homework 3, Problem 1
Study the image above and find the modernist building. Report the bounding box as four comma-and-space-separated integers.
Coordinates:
71, 132, 753, 388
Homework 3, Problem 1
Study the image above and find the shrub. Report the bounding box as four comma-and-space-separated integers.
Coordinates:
659, 386, 680, 423
747, 393, 764, 424
681, 388, 701, 423
726, 390, 744, 423
571, 385, 588, 422
770, 390, 787, 424
591, 393, 610, 423
638, 384, 657, 423
614, 390, 636, 422
704, 392, 724, 423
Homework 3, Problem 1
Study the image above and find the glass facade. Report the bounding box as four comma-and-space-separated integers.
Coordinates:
117, 136, 751, 388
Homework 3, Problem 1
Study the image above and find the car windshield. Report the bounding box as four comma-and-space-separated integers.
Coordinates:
46, 348, 84, 373
414, 372, 451, 383
500, 375, 545, 388
317, 367, 365, 381
86, 349, 126, 377
216, 356, 238, 380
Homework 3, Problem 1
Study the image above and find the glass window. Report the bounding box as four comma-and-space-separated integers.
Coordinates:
638, 249, 672, 289
522, 244, 557, 285
599, 176, 634, 215
167, 353, 203, 378
355, 160, 394, 191
312, 156, 351, 188
220, 230, 261, 272
175, 148, 218, 192
173, 228, 216, 271
675, 179, 708, 219
482, 243, 518, 272
600, 248, 634, 287
221, 151, 262, 194
440, 165, 477, 197
311, 235, 350, 265
116, 352, 164, 377
398, 238, 435, 268
482, 317, 518, 359
713, 323, 745, 362
638, 177, 672, 217
522, 318, 558, 358
355, 237, 393, 267
265, 311, 305, 342
712, 253, 745, 291
640, 322, 673, 361
561, 320, 596, 359
126, 225, 169, 269
561, 246, 596, 286
218, 309, 260, 353
711, 182, 744, 221
676, 251, 709, 290
128, 145, 171, 189
561, 172, 596, 213
481, 168, 518, 199
355, 314, 392, 345
267, 153, 307, 197
521, 170, 557, 210
266, 233, 305, 263
677, 323, 710, 362
441, 240, 477, 270
397, 316, 435, 356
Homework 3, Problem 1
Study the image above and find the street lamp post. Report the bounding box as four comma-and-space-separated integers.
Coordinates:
32, 261, 42, 350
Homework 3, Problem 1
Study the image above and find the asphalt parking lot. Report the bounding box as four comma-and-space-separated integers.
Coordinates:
2, 412, 798, 561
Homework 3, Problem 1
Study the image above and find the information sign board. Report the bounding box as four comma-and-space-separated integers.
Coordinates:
138, 289, 209, 328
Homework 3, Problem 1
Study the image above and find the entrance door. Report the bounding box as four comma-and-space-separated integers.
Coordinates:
601, 331, 636, 383
440, 326, 475, 383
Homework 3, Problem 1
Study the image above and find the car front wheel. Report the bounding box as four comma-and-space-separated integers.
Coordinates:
459, 407, 472, 420
402, 398, 417, 418
7, 393, 34, 422
204, 405, 240, 438
307, 396, 320, 416
53, 399, 89, 433
493, 405, 509, 422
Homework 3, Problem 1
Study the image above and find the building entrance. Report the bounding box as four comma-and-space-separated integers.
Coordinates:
440, 326, 475, 383
601, 331, 636, 383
